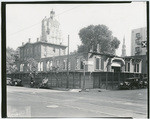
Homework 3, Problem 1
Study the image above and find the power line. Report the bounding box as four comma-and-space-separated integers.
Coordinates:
8, 5, 81, 37
8, 22, 41, 37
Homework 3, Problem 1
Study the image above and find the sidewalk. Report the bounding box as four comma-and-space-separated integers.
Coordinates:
51, 88, 110, 92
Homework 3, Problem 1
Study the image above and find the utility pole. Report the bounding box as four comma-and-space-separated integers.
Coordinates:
66, 35, 69, 89
82, 61, 86, 91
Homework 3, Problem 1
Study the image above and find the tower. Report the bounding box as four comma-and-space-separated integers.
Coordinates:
40, 10, 62, 44
121, 36, 126, 57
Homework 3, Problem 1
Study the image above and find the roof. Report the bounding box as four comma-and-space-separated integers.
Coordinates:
19, 41, 67, 48
41, 52, 88, 60
88, 52, 117, 58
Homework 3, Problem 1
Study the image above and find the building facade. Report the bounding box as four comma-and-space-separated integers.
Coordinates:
131, 27, 147, 56
16, 10, 144, 75
17, 50, 142, 74
130, 27, 147, 74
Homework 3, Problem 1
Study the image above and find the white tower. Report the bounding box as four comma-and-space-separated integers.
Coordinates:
40, 10, 62, 45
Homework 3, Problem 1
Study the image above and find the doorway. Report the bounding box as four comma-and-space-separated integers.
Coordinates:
112, 66, 121, 73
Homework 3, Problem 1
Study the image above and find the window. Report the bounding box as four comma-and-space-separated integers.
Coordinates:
136, 33, 141, 39
96, 58, 100, 69
63, 59, 66, 70
125, 62, 130, 72
38, 62, 40, 71
27, 63, 29, 71
135, 47, 141, 54
20, 64, 24, 72
47, 61, 49, 71
101, 58, 104, 70
95, 58, 102, 70
127, 63, 130, 72
76, 58, 79, 69
137, 64, 139, 72
80, 59, 84, 69
49, 61, 53, 70
38, 62, 43, 71
134, 64, 140, 72
134, 64, 137, 72
40, 62, 43, 71
135, 39, 141, 45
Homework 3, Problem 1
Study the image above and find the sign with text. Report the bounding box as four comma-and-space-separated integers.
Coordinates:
141, 41, 147, 48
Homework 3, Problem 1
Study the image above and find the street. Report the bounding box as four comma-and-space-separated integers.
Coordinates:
7, 86, 147, 118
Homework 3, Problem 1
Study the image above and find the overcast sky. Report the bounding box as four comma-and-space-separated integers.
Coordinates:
6, 2, 146, 56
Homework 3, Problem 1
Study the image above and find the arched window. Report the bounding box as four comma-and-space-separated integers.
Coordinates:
20, 64, 24, 72
49, 61, 53, 70
40, 62, 43, 71
63, 59, 66, 70
27, 63, 30, 71
38, 62, 40, 71
47, 61, 49, 71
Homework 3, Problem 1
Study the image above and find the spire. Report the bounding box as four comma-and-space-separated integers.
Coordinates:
121, 35, 126, 57
50, 9, 55, 19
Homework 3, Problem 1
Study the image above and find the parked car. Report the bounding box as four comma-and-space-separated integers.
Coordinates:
139, 77, 148, 88
7, 77, 13, 85
12, 78, 22, 86
30, 80, 36, 88
118, 77, 140, 90
118, 81, 130, 90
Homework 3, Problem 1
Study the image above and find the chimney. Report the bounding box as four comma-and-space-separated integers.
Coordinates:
37, 38, 39, 42
22, 42, 24, 45
28, 38, 31, 43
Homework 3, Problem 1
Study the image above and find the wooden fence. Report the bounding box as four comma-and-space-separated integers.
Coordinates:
7, 72, 147, 89
92, 72, 147, 89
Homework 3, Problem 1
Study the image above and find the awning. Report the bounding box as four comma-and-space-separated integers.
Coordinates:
111, 62, 121, 67
111, 57, 125, 66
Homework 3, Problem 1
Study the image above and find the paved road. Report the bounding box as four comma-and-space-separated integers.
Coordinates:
7, 86, 147, 118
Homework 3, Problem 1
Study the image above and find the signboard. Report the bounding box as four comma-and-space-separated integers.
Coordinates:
141, 41, 147, 48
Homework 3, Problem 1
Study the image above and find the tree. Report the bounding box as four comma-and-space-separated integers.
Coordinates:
6, 47, 19, 74
78, 24, 120, 55
26, 58, 39, 81
26, 58, 38, 73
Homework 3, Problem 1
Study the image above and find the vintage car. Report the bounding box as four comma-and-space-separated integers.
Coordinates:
118, 77, 140, 90
7, 77, 12, 85
139, 77, 148, 88
12, 78, 22, 86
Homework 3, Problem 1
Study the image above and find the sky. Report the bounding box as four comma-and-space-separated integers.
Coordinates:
6, 2, 147, 56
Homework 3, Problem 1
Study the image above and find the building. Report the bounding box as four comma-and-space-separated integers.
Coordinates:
40, 10, 62, 44
16, 10, 144, 75
130, 27, 147, 74
131, 27, 147, 56
17, 48, 143, 74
